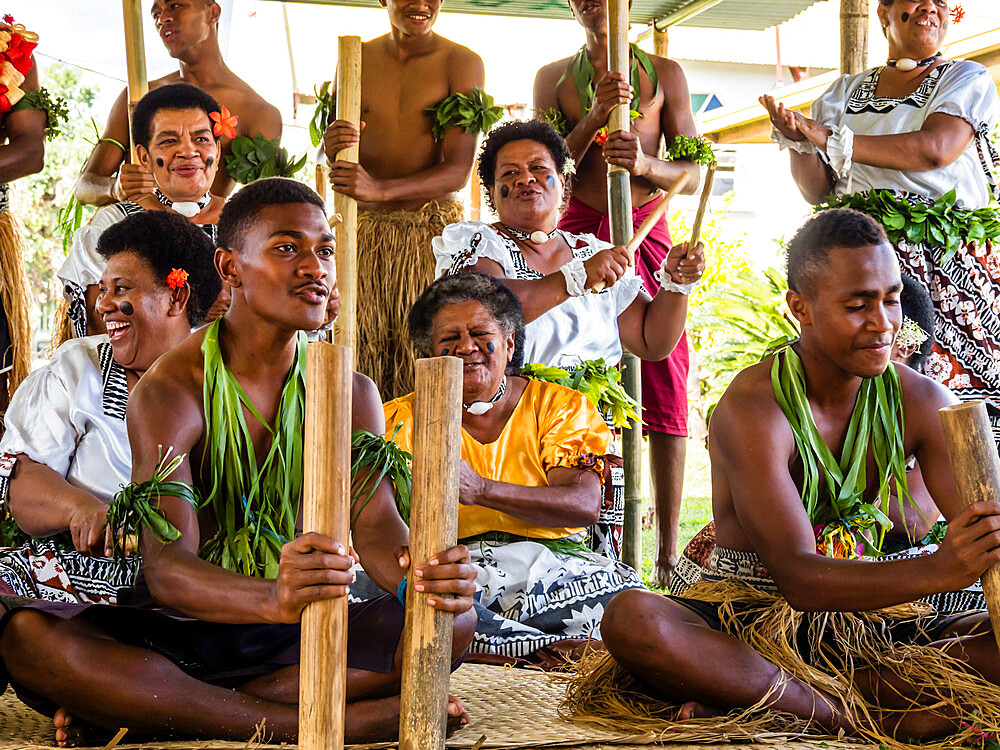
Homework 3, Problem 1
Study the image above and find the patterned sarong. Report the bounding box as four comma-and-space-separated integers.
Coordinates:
0, 539, 130, 604
356, 200, 465, 400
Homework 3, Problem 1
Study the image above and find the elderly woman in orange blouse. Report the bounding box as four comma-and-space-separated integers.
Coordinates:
384, 273, 644, 664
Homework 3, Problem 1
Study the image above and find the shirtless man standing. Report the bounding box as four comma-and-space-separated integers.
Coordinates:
323, 0, 488, 399
0, 178, 476, 744
74, 0, 281, 206
598, 209, 1000, 743
534, 0, 700, 577
0, 27, 47, 414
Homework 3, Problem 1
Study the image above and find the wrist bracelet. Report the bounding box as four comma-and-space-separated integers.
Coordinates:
653, 260, 699, 295
560, 258, 587, 297
770, 128, 817, 155
396, 576, 407, 605
826, 124, 855, 179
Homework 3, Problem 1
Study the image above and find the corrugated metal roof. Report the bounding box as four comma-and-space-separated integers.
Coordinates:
268, 0, 825, 30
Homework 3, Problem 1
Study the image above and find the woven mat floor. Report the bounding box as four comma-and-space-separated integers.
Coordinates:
0, 663, 874, 750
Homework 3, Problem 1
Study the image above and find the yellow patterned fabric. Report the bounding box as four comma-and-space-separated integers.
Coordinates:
384, 378, 611, 540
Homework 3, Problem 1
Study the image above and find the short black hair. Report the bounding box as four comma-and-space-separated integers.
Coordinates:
408, 273, 525, 375
900, 273, 935, 368
132, 82, 221, 149
786, 208, 889, 293
217, 177, 326, 254
97, 210, 222, 326
477, 119, 574, 212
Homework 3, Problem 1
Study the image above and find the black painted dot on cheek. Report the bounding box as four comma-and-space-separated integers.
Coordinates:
901, 11, 909, 21
119, 301, 134, 316
546, 175, 555, 187
499, 184, 510, 198
206, 156, 215, 167
487, 342, 495, 353
155, 157, 164, 168
441, 348, 450, 356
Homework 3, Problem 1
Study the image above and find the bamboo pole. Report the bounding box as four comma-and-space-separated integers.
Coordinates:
333, 36, 361, 356
121, 0, 148, 161
620, 353, 643, 570
398, 356, 463, 750
316, 163, 328, 203
653, 26, 668, 58
939, 401, 1000, 651
840, 0, 869, 75
605, 0, 643, 573
299, 342, 353, 750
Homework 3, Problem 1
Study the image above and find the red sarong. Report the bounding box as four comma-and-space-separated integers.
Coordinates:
559, 195, 689, 436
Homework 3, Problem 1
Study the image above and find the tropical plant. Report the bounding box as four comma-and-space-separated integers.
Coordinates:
225, 134, 307, 184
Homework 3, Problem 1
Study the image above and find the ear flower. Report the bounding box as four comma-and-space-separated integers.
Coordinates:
166, 268, 189, 290
209, 106, 239, 139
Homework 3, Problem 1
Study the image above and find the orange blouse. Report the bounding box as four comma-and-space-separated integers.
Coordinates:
383, 378, 612, 540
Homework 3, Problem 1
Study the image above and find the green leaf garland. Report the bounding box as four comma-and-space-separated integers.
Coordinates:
664, 134, 715, 167
351, 426, 413, 525
225, 134, 308, 184
770, 343, 914, 558
521, 359, 641, 430
557, 43, 658, 118
11, 86, 69, 141
817, 189, 1000, 265
425, 86, 503, 141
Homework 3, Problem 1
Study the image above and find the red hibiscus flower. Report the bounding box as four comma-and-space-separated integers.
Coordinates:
166, 268, 189, 290
951, 5, 965, 23
2, 15, 12, 25
594, 129, 608, 146
209, 106, 239, 139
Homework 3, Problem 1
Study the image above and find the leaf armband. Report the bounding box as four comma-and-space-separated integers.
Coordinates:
425, 87, 504, 142
521, 359, 642, 430
664, 134, 716, 167
106, 447, 201, 580
225, 134, 308, 184
535, 107, 569, 138
11, 86, 68, 141
352, 426, 413, 525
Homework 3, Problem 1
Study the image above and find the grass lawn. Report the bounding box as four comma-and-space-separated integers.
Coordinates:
637, 435, 713, 591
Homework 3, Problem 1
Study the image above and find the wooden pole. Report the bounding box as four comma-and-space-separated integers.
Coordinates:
121, 0, 148, 161
688, 161, 717, 249
398, 356, 463, 750
333, 36, 361, 356
939, 401, 1000, 651
606, 0, 643, 574
840, 0, 869, 75
299, 343, 353, 750
653, 26, 668, 58
316, 164, 328, 203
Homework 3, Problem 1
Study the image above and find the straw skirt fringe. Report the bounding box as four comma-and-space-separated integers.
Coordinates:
0, 211, 31, 399
562, 579, 1000, 749
356, 200, 464, 400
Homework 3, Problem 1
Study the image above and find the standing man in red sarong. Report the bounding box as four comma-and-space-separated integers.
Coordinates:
534, 0, 700, 585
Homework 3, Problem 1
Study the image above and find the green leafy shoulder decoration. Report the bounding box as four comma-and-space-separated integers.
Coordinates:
425, 87, 503, 141
535, 107, 569, 138
664, 134, 715, 167
521, 359, 641, 430
352, 426, 412, 525
770, 343, 915, 558
226, 134, 307, 184
557, 43, 657, 119
11, 86, 68, 141
817, 188, 1000, 265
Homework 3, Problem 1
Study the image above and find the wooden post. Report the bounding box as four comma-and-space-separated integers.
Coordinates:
298, 343, 353, 750
121, 0, 148, 161
606, 0, 643, 573
316, 163, 328, 203
398, 356, 463, 750
840, 0, 869, 75
689, 161, 717, 249
653, 26, 668, 58
333, 36, 361, 356
939, 402, 1000, 650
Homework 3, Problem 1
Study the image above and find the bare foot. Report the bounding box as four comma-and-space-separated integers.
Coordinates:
53, 707, 89, 748
677, 700, 724, 720
347, 693, 469, 742
446, 694, 470, 737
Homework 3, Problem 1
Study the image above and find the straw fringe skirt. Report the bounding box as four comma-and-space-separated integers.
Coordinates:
562, 579, 1000, 749
356, 200, 464, 400
0, 211, 31, 399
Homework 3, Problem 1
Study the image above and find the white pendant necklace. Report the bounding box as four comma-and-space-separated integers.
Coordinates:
154, 187, 212, 218
464, 377, 506, 416
502, 223, 558, 246
886, 53, 939, 72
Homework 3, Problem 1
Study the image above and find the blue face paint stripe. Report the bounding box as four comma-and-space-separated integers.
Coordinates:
486, 342, 495, 353
546, 175, 555, 187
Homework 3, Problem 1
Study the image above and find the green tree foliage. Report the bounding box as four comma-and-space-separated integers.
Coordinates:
9, 62, 99, 349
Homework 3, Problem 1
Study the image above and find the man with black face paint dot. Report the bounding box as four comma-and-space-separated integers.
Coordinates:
57, 83, 230, 341
534, 0, 702, 587
74, 0, 281, 207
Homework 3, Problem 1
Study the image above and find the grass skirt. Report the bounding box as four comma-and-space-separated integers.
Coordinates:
0, 211, 31, 398
356, 200, 464, 400
561, 579, 1000, 749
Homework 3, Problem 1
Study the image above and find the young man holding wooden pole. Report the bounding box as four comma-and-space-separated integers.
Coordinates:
322, 0, 497, 401
534, 0, 702, 580
0, 178, 476, 746
76, 0, 281, 206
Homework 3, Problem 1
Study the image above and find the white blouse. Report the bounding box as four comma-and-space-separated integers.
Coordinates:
812, 59, 1000, 208
432, 221, 644, 367
0, 336, 130, 511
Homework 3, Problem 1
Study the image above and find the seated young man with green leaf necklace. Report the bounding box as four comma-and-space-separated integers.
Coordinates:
569, 209, 1000, 746
0, 177, 477, 746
